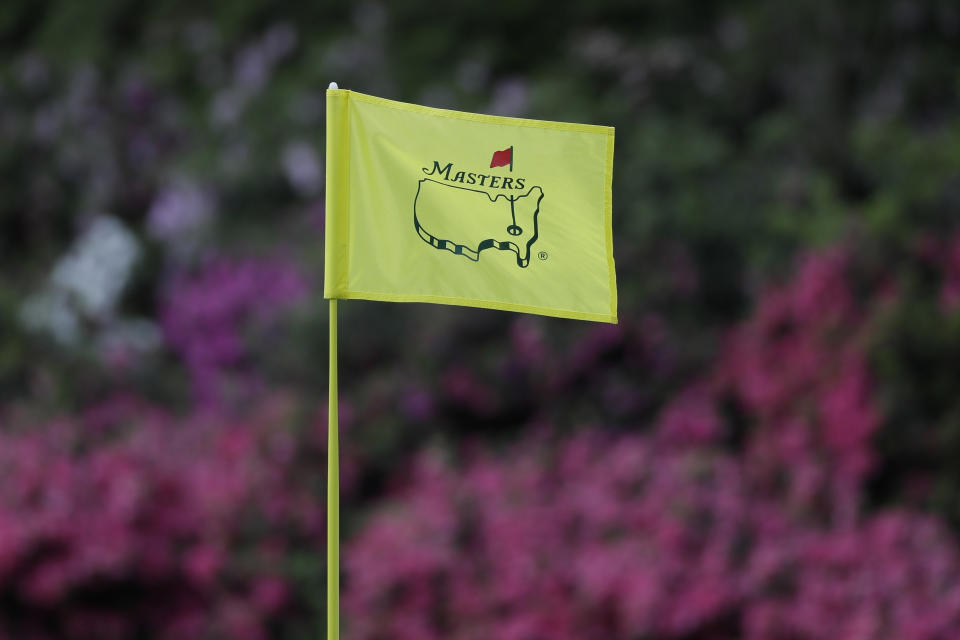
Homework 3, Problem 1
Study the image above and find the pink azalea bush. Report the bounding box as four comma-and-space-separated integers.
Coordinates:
344, 424, 960, 640
345, 432, 960, 640
160, 256, 308, 401
345, 432, 754, 640
745, 512, 960, 639
717, 248, 882, 522
342, 247, 960, 640
0, 394, 337, 640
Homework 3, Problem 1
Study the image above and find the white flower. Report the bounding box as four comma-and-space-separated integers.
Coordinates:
50, 215, 140, 318
21, 216, 147, 350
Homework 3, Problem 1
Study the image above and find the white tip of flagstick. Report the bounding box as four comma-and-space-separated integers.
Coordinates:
328, 82, 338, 89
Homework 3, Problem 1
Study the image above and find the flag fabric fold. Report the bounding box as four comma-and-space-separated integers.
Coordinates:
325, 89, 617, 323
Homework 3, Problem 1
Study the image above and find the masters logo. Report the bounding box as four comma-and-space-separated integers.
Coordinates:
414, 146, 544, 268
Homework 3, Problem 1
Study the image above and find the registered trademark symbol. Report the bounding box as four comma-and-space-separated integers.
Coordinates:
538, 251, 548, 261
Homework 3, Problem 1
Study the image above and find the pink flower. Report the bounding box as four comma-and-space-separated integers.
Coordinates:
160, 256, 307, 401
656, 384, 723, 447
183, 544, 223, 585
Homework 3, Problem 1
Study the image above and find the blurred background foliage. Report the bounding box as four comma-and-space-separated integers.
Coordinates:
2, 0, 960, 638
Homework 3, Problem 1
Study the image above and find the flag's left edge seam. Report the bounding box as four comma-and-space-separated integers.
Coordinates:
324, 89, 349, 299
604, 128, 617, 323
340, 92, 352, 296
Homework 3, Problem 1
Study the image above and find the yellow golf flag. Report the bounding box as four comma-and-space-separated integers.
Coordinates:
324, 89, 617, 323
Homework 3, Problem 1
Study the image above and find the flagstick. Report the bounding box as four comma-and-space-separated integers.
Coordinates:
327, 298, 339, 639
327, 80, 341, 640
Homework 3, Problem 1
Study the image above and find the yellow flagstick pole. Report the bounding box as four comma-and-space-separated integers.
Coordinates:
326, 80, 340, 640
327, 298, 339, 638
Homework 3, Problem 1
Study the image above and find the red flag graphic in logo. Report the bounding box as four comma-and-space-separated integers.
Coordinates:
490, 146, 513, 169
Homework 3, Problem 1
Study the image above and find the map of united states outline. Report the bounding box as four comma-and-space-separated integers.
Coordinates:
413, 178, 545, 268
